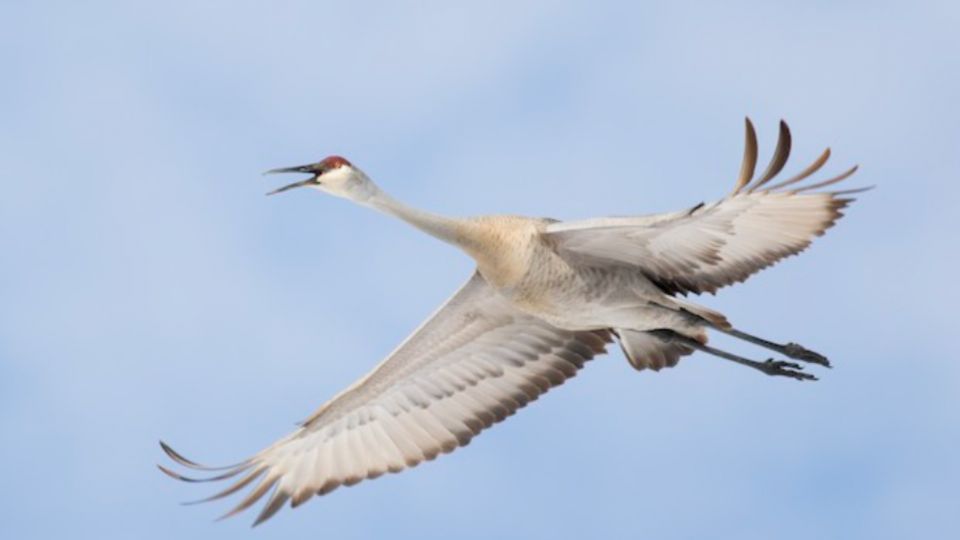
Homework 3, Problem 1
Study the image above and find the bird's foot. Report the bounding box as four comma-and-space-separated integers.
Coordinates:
783, 342, 831, 368
757, 359, 817, 381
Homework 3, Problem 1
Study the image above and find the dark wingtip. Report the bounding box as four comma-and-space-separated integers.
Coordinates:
159, 440, 205, 469
731, 117, 759, 195
159, 439, 249, 471
157, 463, 188, 481
748, 118, 793, 191
832, 184, 875, 196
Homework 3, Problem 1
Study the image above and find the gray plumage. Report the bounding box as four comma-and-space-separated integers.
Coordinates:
160, 118, 866, 525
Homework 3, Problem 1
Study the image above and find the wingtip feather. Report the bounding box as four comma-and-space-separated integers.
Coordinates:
158, 463, 248, 483
830, 184, 875, 196
748, 119, 792, 191
215, 474, 280, 522
731, 117, 759, 195
792, 164, 859, 193
764, 147, 832, 192
252, 490, 291, 527
159, 440, 211, 470
159, 439, 250, 471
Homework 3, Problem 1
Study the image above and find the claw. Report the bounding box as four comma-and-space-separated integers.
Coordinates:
783, 343, 831, 368
760, 359, 817, 381
778, 360, 802, 370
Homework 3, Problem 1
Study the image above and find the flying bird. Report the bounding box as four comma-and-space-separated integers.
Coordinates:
160, 118, 866, 525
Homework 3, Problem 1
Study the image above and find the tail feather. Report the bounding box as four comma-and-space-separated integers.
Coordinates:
615, 329, 696, 372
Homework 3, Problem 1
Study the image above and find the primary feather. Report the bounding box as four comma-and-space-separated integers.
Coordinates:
161, 273, 611, 526
546, 119, 863, 295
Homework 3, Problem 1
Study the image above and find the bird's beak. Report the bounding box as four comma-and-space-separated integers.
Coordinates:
264, 164, 319, 196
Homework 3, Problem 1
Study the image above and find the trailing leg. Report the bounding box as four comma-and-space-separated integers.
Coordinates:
649, 330, 817, 381
714, 327, 830, 367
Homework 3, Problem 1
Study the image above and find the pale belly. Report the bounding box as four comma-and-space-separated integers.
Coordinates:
499, 261, 686, 332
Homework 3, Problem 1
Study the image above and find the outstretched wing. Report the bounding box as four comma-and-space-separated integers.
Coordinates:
160, 272, 611, 525
546, 119, 867, 295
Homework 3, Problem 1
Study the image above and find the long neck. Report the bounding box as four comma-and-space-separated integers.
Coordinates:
362, 186, 466, 246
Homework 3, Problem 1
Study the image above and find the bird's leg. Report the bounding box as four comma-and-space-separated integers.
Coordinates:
713, 327, 830, 368
650, 330, 816, 381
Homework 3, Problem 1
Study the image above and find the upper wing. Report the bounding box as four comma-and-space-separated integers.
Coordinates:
546, 119, 867, 295
160, 272, 611, 525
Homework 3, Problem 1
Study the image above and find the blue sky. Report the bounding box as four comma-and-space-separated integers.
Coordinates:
2, 1, 958, 538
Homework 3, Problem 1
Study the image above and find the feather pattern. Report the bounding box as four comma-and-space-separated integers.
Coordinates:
160, 272, 611, 525
545, 119, 864, 295
615, 329, 696, 371
161, 118, 864, 526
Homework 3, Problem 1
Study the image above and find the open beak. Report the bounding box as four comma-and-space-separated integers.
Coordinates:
264, 164, 319, 196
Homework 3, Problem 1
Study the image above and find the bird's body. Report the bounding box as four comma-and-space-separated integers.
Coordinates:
460, 216, 666, 329
377, 205, 717, 341
161, 119, 867, 525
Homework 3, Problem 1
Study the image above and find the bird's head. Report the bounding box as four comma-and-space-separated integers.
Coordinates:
265, 156, 377, 201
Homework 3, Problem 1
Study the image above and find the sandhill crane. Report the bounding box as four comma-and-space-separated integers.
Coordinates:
160, 119, 866, 525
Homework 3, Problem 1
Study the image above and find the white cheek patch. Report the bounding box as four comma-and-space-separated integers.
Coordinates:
317, 166, 373, 200
322, 167, 352, 188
